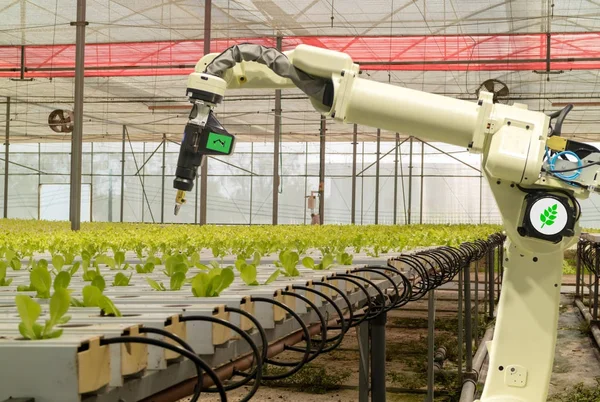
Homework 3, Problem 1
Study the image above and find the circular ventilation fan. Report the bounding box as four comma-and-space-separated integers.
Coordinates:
48, 109, 74, 133
476, 79, 510, 104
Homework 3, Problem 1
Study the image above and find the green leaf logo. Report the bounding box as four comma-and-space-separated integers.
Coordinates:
539, 204, 558, 228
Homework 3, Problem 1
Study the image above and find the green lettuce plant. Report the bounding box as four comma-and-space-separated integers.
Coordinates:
112, 272, 132, 286
0, 261, 12, 286
135, 262, 155, 274
53, 271, 71, 291
191, 267, 234, 297
17, 264, 52, 298
77, 285, 121, 317
15, 289, 71, 340
235, 256, 280, 286
146, 272, 186, 291
302, 254, 334, 270
276, 250, 300, 277
336, 252, 353, 265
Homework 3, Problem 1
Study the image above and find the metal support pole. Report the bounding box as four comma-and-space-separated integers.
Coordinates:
479, 174, 483, 224
318, 115, 326, 224
357, 321, 369, 402
37, 143, 41, 219
90, 143, 94, 221
458, 266, 464, 383
426, 290, 436, 402
120, 125, 125, 222
374, 129, 380, 224
393, 133, 399, 225
594, 245, 599, 321
589, 249, 593, 315
199, 0, 211, 226
407, 137, 413, 224
161, 135, 166, 224
370, 312, 387, 402
303, 142, 308, 224
250, 143, 254, 225
69, 0, 86, 230
497, 245, 502, 297
484, 251, 488, 317
419, 139, 424, 224
464, 261, 473, 374
474, 260, 479, 346
3, 97, 9, 219
361, 142, 364, 225
576, 241, 582, 299
272, 35, 282, 225
351, 124, 357, 224
488, 247, 495, 320
142, 142, 145, 223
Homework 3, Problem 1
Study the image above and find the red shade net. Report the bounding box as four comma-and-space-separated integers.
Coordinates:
0, 33, 599, 77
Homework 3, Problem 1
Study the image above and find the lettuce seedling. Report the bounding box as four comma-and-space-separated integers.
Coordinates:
5, 248, 21, 271
276, 250, 300, 277
78, 285, 122, 317
191, 267, 234, 297
164, 255, 188, 277
146, 272, 185, 291
146, 278, 167, 291
51, 255, 65, 272
15, 289, 71, 340
91, 275, 106, 292
170, 272, 186, 291
336, 252, 353, 266
135, 262, 155, 274
53, 271, 71, 291
68, 261, 81, 276
0, 261, 12, 286
30, 265, 52, 298
302, 254, 335, 270
235, 256, 280, 286
114, 251, 126, 269
112, 272, 132, 286
95, 254, 116, 270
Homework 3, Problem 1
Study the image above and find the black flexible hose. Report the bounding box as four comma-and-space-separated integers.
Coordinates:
137, 327, 202, 401
180, 315, 262, 402
250, 296, 312, 380
280, 290, 328, 362
100, 336, 226, 402
289, 285, 346, 351
329, 275, 374, 327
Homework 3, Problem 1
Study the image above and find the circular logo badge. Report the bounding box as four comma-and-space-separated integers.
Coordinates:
529, 197, 568, 236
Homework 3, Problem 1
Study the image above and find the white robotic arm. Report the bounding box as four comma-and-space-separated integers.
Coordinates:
174, 43, 600, 402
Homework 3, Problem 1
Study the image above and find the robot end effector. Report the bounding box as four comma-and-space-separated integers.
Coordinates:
172, 75, 235, 215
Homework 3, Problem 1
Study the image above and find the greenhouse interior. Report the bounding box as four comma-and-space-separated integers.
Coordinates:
2, 1, 600, 402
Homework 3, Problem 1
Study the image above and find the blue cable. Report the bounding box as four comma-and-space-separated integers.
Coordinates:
549, 150, 583, 181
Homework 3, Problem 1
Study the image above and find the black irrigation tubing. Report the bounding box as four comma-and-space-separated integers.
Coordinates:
579, 239, 600, 284
137, 327, 203, 402
250, 296, 312, 380
386, 232, 506, 303
280, 290, 328, 361
207, 306, 268, 401
290, 284, 347, 351
100, 336, 226, 402
335, 273, 387, 320
179, 315, 263, 402
312, 281, 352, 333
331, 275, 376, 327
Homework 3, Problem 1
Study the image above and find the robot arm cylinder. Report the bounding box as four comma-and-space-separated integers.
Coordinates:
336, 76, 480, 148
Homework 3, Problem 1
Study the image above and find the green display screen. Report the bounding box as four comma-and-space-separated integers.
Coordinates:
206, 132, 233, 154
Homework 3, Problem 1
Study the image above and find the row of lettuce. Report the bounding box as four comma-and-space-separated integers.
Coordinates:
2, 221, 501, 340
